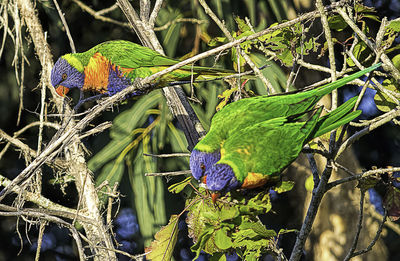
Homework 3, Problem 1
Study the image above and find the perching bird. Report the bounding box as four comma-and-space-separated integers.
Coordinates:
189, 64, 381, 200
50, 40, 241, 98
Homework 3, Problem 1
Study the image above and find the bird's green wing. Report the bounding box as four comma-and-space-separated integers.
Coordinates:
217, 108, 323, 187
92, 40, 179, 69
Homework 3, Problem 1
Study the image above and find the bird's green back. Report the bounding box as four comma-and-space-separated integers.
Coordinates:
218, 108, 323, 182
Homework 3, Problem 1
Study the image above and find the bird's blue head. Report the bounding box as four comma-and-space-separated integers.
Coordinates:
51, 56, 84, 96
189, 149, 221, 180
206, 163, 241, 193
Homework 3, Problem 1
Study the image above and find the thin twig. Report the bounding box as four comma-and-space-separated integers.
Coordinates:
352, 210, 387, 257
326, 167, 400, 191
72, 0, 130, 29
52, 0, 76, 53
335, 108, 400, 161
343, 190, 365, 261
145, 170, 192, 176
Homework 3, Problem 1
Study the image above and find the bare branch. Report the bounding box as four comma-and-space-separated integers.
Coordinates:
145, 170, 191, 176
52, 0, 76, 53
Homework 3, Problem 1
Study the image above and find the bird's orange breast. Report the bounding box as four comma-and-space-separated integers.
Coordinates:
83, 53, 110, 93
83, 53, 134, 94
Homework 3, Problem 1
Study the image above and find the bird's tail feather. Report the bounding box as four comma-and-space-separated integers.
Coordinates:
192, 66, 255, 81
310, 96, 361, 138
314, 63, 381, 97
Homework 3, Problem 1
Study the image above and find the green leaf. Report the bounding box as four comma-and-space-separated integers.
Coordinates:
355, 3, 376, 13
168, 177, 192, 193
234, 16, 251, 33
129, 145, 166, 247
191, 226, 216, 258
239, 191, 272, 215
157, 7, 183, 57
388, 20, 400, 32
278, 228, 298, 235
328, 15, 348, 31
392, 54, 400, 69
216, 87, 238, 111
215, 228, 233, 250
384, 187, 400, 221
146, 215, 179, 261
209, 36, 228, 47
273, 181, 294, 193
305, 175, 314, 192
357, 176, 380, 192
218, 206, 240, 221
374, 79, 400, 112
346, 42, 369, 67
239, 219, 276, 238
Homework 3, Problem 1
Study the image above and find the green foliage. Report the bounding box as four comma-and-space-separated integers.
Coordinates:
150, 177, 294, 259
146, 215, 179, 260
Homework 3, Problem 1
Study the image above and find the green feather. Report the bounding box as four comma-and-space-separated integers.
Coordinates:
194, 63, 381, 153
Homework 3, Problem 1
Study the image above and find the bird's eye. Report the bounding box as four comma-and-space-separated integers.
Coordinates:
200, 164, 205, 171
62, 73, 67, 80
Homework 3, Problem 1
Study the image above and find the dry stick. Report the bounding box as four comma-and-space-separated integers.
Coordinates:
145, 170, 192, 177
11, 0, 25, 126
139, 0, 150, 21
0, 1, 9, 58
72, 0, 205, 32
367, 207, 400, 235
0, 176, 97, 224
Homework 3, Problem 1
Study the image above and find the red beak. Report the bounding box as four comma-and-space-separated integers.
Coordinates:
55, 85, 69, 96
211, 193, 220, 204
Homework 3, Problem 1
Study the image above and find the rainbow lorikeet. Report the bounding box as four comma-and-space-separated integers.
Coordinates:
50, 40, 241, 97
189, 63, 381, 200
